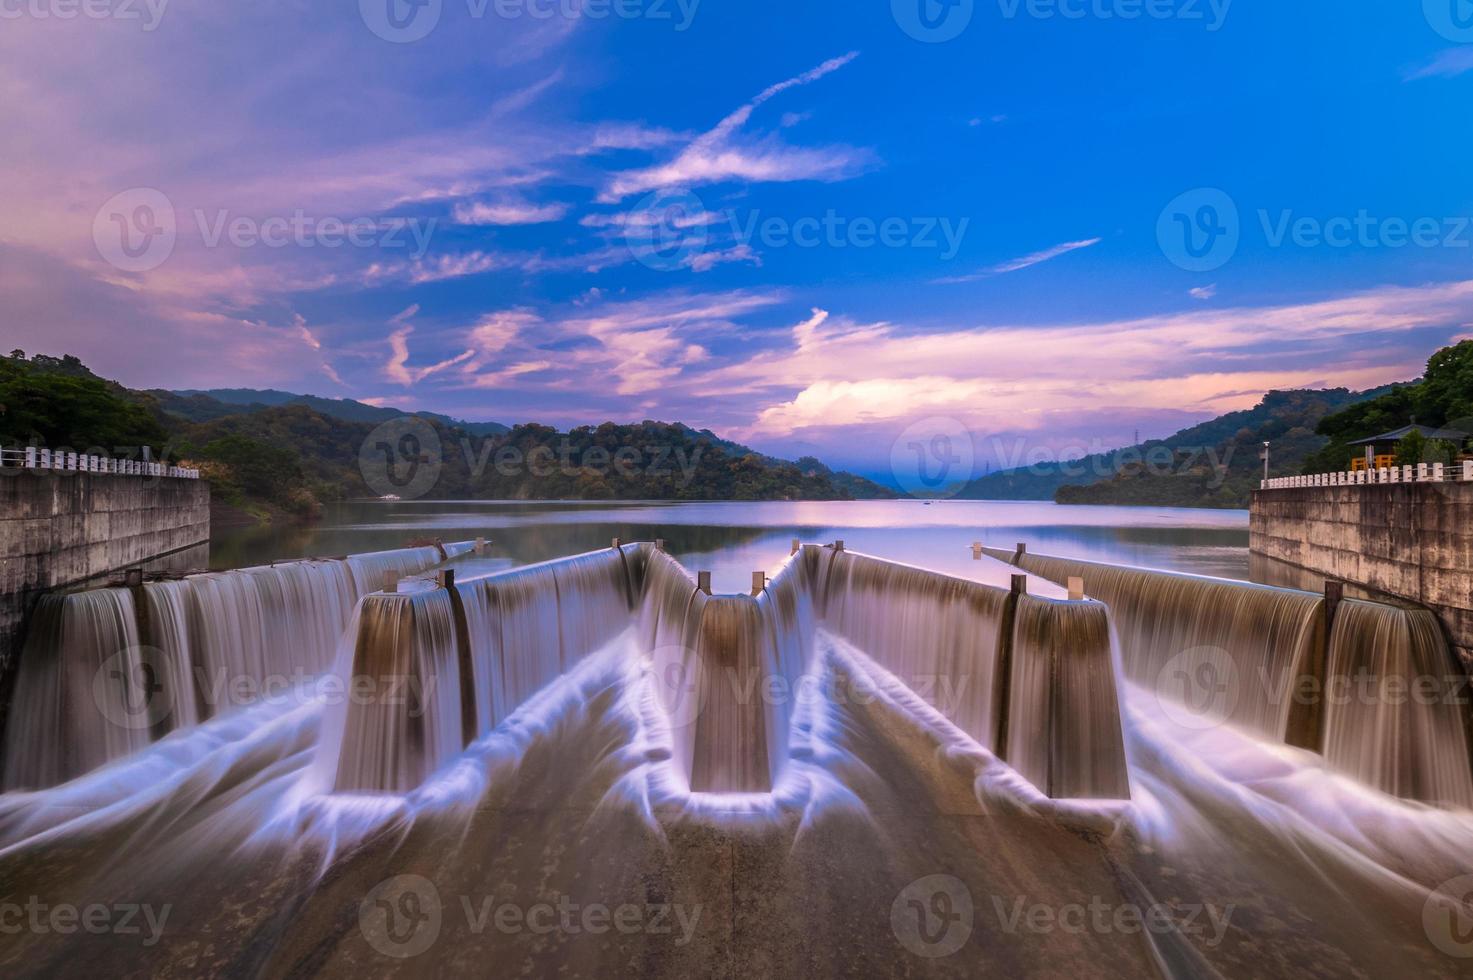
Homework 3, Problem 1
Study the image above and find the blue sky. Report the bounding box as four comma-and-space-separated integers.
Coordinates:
3, 0, 1472, 480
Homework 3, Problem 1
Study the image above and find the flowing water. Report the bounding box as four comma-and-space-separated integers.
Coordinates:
994, 548, 1473, 808
1323, 600, 1473, 808
1, 545, 461, 791
3, 502, 1473, 977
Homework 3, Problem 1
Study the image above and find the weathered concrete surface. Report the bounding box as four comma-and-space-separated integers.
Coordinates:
1250, 483, 1473, 668
0, 471, 210, 736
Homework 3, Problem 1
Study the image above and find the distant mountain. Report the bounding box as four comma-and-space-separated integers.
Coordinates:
961, 386, 1395, 508
174, 410, 894, 505
162, 387, 510, 436
3, 353, 894, 525
1051, 387, 1396, 508
792, 456, 898, 500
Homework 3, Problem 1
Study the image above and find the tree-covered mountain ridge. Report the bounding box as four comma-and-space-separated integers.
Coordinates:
0, 351, 895, 525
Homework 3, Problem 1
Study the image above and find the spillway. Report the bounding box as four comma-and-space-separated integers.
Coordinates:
5, 542, 1473, 978
317, 544, 1129, 801
1323, 599, 1473, 808
989, 546, 1473, 806
1, 543, 469, 791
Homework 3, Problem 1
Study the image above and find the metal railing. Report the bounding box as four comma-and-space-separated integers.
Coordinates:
0, 447, 200, 479
1262, 460, 1473, 490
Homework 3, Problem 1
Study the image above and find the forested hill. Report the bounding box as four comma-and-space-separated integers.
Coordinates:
962, 386, 1390, 508
159, 387, 510, 436
0, 351, 894, 525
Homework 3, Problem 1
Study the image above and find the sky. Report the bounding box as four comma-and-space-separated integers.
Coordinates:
3, 0, 1473, 482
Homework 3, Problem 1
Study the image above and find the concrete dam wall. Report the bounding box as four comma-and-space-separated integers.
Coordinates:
0, 471, 211, 736
1250, 482, 1473, 668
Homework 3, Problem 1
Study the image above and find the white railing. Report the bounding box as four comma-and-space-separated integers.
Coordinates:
1261, 459, 1473, 490
0, 447, 200, 479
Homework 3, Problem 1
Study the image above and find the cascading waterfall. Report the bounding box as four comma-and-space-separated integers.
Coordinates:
636, 549, 707, 783
810, 548, 1128, 799
328, 588, 466, 795
811, 548, 1015, 748
632, 548, 815, 793
1323, 599, 1473, 807
994, 546, 1473, 808
1008, 595, 1131, 800
2, 590, 150, 790
987, 548, 1324, 742
0, 544, 461, 791
754, 550, 815, 781
689, 596, 771, 793
323, 546, 644, 793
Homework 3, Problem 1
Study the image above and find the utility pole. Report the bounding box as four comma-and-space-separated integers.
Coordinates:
1261, 441, 1271, 482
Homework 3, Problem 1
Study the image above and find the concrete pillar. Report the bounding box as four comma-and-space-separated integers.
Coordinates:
1465, 460, 1473, 482
442, 574, 476, 748
991, 574, 1029, 760
790, 538, 799, 555
1068, 576, 1085, 601
751, 571, 766, 597
834, 539, 845, 552
382, 573, 398, 594
971, 541, 984, 560
697, 571, 712, 595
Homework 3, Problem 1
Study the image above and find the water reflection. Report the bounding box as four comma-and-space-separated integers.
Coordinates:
213, 499, 1250, 594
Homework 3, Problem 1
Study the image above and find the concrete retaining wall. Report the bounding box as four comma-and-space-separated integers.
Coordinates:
1250, 483, 1473, 668
0, 472, 211, 733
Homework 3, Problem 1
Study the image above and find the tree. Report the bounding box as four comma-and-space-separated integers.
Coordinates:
1396, 429, 1428, 467
1419, 340, 1473, 425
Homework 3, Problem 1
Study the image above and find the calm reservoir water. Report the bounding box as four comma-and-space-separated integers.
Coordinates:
211, 499, 1250, 592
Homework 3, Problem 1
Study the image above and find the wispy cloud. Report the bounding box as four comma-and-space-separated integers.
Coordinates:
385, 311, 476, 386
1405, 48, 1473, 81
1189, 284, 1218, 300
601, 52, 871, 201
453, 200, 570, 225
935, 237, 1100, 283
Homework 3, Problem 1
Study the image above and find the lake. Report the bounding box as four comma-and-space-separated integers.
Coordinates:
211, 499, 1250, 593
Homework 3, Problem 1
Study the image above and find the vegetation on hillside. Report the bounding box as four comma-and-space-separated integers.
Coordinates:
0, 351, 169, 454
960, 387, 1381, 507
1301, 340, 1473, 472
1053, 389, 1375, 508
0, 352, 892, 524
156, 387, 510, 436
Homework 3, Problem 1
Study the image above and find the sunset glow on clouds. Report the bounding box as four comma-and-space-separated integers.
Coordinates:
2, 2, 1471, 478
